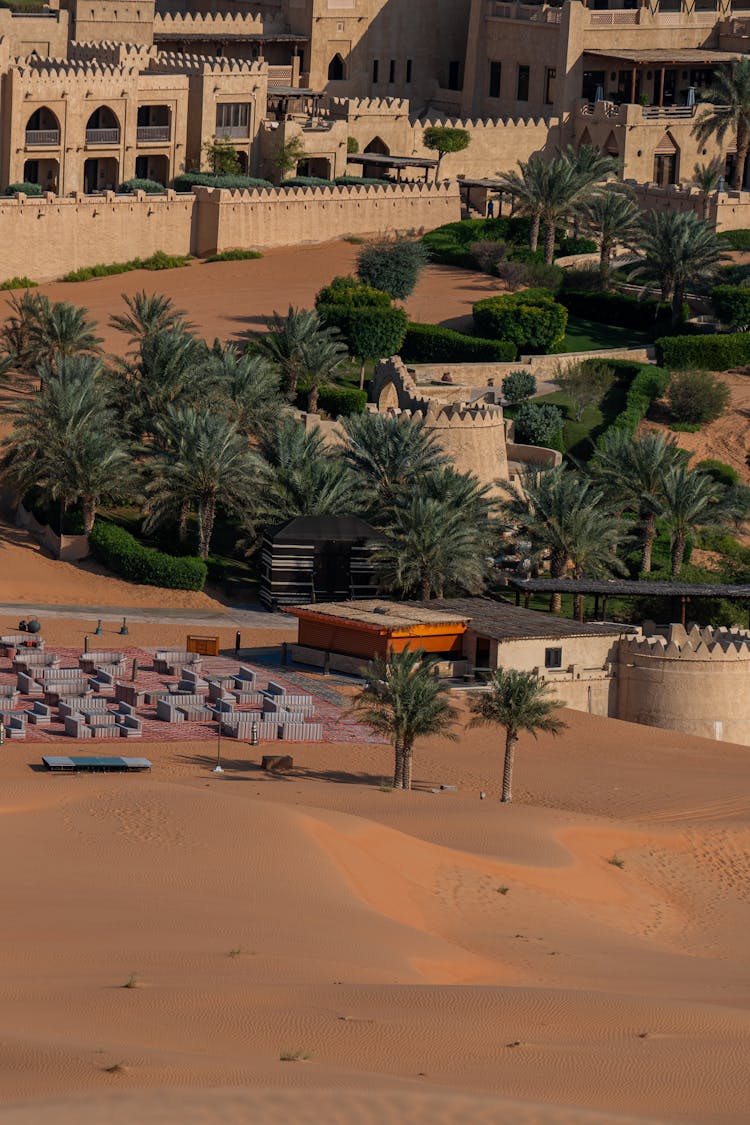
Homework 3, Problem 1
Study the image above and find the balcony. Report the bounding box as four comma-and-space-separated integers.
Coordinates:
26, 129, 60, 147
488, 2, 562, 24
578, 99, 698, 123
215, 124, 250, 140
85, 128, 120, 145
136, 125, 171, 143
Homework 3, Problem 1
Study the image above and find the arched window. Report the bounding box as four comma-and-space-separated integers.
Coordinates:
25, 106, 61, 145
328, 53, 346, 81
364, 136, 390, 156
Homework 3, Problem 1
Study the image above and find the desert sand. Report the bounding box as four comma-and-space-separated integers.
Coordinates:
0, 614, 748, 1123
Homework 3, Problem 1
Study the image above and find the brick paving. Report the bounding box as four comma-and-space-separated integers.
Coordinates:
0, 646, 382, 745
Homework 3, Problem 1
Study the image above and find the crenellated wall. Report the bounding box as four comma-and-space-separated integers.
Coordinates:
0, 181, 459, 282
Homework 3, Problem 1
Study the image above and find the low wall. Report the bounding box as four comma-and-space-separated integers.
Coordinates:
15, 502, 89, 561
631, 182, 750, 233
0, 182, 461, 282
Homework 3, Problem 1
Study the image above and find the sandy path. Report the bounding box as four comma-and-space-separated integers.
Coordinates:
0, 631, 748, 1125
0, 241, 499, 360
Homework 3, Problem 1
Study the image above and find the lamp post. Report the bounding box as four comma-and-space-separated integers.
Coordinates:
213, 709, 224, 773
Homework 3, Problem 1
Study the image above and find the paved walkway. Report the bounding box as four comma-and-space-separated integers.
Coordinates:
0, 602, 293, 629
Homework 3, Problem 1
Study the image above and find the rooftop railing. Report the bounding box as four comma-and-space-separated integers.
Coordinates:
25, 129, 60, 146
86, 128, 120, 145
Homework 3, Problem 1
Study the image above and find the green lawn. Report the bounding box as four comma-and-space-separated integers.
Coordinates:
529, 379, 628, 462
561, 314, 652, 354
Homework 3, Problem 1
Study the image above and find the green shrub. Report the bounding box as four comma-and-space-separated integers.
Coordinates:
347, 136, 360, 154
173, 172, 274, 192
89, 522, 207, 590
473, 289, 568, 354
667, 369, 730, 424
502, 369, 537, 404
316, 276, 408, 363
280, 176, 334, 187
557, 236, 597, 257
6, 181, 42, 196
316, 384, 367, 417
204, 248, 263, 263
60, 250, 190, 282
696, 458, 739, 486
609, 364, 670, 434
118, 178, 165, 195
316, 275, 392, 309
711, 285, 750, 330
357, 239, 429, 299
560, 289, 682, 330
523, 260, 564, 293
401, 322, 516, 363
655, 333, 750, 370
719, 228, 750, 251
513, 401, 564, 447
0, 276, 36, 290
335, 175, 388, 187
670, 422, 702, 433
422, 217, 528, 268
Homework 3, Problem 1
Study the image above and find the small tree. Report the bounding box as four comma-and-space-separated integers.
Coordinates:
468, 669, 566, 803
352, 648, 458, 790
555, 359, 615, 422
470, 240, 508, 275
513, 402, 564, 447
501, 370, 536, 405
203, 139, 241, 176
423, 126, 471, 179
667, 369, 730, 425
357, 239, 429, 300
275, 136, 307, 180
711, 285, 750, 330
316, 275, 408, 387
347, 136, 359, 154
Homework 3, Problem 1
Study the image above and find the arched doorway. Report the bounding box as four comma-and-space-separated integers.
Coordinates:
363, 136, 390, 179
25, 107, 61, 147
23, 158, 59, 193
134, 153, 169, 186
377, 380, 399, 410
327, 53, 346, 81
85, 106, 121, 145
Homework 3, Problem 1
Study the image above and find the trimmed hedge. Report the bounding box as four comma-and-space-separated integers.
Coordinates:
473, 288, 567, 354
655, 333, 750, 370
318, 383, 367, 416
422, 216, 532, 268
401, 322, 516, 362
610, 363, 670, 434
560, 289, 684, 330
696, 458, 739, 486
6, 181, 42, 196
89, 522, 207, 590
173, 172, 273, 192
119, 178, 165, 195
316, 276, 408, 362
719, 228, 750, 252
335, 175, 389, 187
711, 284, 750, 329
280, 176, 334, 187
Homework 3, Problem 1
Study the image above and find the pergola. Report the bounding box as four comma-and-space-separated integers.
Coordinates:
508, 577, 750, 626
266, 87, 323, 120
346, 152, 438, 183
584, 47, 740, 107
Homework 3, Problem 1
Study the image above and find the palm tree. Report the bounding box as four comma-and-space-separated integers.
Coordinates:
341, 412, 449, 514
145, 407, 265, 558
375, 493, 489, 599
502, 467, 629, 615
591, 428, 686, 573
660, 464, 724, 576
110, 291, 189, 346
579, 190, 642, 290
352, 648, 458, 790
26, 298, 102, 373
632, 210, 724, 328
692, 59, 750, 190
258, 416, 356, 521
297, 325, 348, 413
114, 327, 212, 439
210, 343, 284, 439
468, 669, 565, 803
2, 354, 133, 533
250, 307, 342, 400
693, 159, 724, 221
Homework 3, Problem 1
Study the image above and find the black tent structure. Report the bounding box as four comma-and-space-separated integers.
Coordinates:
259, 516, 386, 609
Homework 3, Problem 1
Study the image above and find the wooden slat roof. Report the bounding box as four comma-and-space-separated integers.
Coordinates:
509, 578, 750, 598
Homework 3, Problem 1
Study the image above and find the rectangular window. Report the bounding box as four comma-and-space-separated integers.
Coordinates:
545, 67, 556, 105
372, 58, 379, 83
448, 59, 461, 90
545, 647, 562, 670
215, 102, 250, 129
489, 60, 501, 99
517, 64, 530, 101
389, 58, 395, 83
406, 58, 413, 83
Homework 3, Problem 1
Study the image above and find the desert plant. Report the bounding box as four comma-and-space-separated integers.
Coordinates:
352, 647, 458, 790
473, 290, 568, 353
468, 668, 565, 803
512, 401, 564, 447
501, 369, 537, 405
667, 369, 730, 425
356, 238, 429, 300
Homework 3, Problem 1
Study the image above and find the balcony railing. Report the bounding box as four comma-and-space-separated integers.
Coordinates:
488, 2, 562, 23
85, 128, 120, 145
215, 124, 250, 139
136, 125, 171, 142
25, 129, 60, 146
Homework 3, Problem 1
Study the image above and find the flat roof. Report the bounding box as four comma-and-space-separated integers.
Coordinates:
347, 153, 438, 169
287, 600, 470, 633
42, 756, 152, 772
267, 87, 320, 97
408, 598, 633, 641
585, 48, 741, 65
155, 32, 308, 43
510, 578, 750, 599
